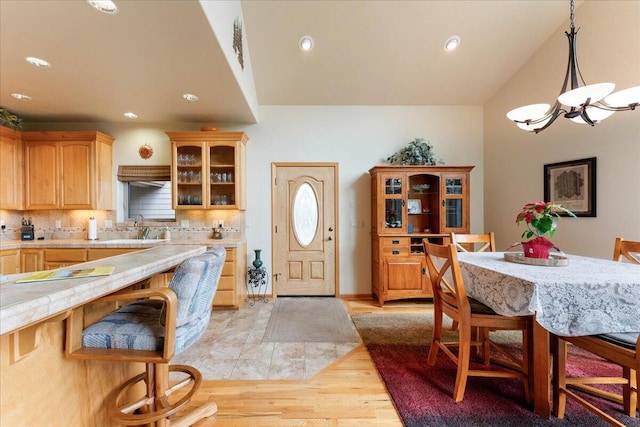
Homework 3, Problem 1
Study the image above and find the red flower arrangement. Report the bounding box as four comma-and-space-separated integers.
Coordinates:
515, 201, 576, 258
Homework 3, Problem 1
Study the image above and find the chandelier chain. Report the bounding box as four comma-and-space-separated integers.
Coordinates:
569, 0, 575, 29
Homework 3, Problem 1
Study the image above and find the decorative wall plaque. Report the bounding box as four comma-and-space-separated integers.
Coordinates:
233, 18, 244, 70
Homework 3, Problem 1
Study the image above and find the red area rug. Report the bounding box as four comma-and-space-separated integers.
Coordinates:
353, 313, 637, 426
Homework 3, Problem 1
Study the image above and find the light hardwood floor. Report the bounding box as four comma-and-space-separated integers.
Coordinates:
182, 298, 432, 426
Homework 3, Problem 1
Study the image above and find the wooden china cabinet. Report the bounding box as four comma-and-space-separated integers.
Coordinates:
166, 129, 248, 210
369, 165, 474, 306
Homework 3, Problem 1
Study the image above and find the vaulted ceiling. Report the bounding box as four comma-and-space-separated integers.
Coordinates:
0, 0, 579, 124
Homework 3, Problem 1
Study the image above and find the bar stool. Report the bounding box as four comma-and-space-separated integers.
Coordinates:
65, 246, 225, 426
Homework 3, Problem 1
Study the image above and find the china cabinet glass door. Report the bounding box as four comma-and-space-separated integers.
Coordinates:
441, 173, 467, 232
381, 173, 404, 233
175, 144, 205, 208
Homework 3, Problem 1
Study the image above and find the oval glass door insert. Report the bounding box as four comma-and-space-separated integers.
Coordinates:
293, 183, 319, 246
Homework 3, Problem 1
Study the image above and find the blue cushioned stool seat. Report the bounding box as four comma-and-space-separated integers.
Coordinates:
83, 300, 165, 351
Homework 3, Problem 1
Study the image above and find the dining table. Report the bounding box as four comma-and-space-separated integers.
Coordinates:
456, 251, 640, 419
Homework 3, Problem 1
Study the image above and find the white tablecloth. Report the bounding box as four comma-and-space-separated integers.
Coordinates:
457, 252, 640, 337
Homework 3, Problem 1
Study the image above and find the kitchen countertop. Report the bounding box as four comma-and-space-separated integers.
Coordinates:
0, 237, 245, 250
0, 245, 208, 336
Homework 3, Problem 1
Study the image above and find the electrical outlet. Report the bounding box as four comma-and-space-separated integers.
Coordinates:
212, 220, 219, 228
55, 220, 62, 228
104, 220, 113, 228
218, 220, 224, 228
181, 220, 189, 228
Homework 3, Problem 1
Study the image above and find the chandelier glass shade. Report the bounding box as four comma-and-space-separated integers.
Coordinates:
507, 0, 639, 133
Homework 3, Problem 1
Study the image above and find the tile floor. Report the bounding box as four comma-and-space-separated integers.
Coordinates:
172, 299, 361, 380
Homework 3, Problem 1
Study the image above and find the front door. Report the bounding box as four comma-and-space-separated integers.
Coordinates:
272, 163, 338, 296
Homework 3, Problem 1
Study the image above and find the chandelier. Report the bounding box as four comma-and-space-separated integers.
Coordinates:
507, 0, 639, 133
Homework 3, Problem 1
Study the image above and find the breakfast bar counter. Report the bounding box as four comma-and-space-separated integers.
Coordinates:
0, 244, 208, 336
0, 244, 210, 426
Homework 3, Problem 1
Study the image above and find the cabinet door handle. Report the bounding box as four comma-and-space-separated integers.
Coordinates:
442, 200, 445, 206
328, 227, 334, 232
392, 250, 400, 255
326, 236, 333, 241
392, 240, 400, 244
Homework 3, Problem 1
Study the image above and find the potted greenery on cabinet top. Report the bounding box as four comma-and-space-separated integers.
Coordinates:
386, 138, 443, 165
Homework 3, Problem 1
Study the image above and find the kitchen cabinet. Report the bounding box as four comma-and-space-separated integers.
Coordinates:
21, 249, 44, 272
22, 131, 114, 210
166, 129, 248, 210
44, 248, 87, 270
0, 126, 23, 210
212, 245, 247, 309
369, 165, 474, 306
0, 249, 20, 275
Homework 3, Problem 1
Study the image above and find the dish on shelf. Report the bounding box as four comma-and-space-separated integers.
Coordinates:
412, 184, 430, 193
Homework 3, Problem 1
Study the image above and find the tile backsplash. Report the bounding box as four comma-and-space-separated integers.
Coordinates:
0, 209, 244, 241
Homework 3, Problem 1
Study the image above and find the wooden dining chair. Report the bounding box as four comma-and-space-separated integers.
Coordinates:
552, 333, 639, 426
423, 240, 533, 402
551, 237, 640, 425
450, 232, 496, 253
449, 232, 497, 332
613, 237, 640, 264
65, 247, 226, 426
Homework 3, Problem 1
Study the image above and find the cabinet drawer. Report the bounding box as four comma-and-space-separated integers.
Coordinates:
223, 248, 236, 262
381, 237, 410, 247
213, 290, 236, 306
382, 246, 410, 257
44, 249, 87, 263
221, 260, 235, 277
218, 276, 235, 291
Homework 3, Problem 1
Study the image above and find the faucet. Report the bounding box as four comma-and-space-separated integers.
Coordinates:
133, 214, 148, 239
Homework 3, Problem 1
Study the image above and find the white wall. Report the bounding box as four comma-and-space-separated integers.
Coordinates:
484, 1, 640, 258
226, 105, 483, 295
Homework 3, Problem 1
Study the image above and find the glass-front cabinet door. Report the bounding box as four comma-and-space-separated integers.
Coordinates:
173, 142, 206, 209
169, 131, 247, 211
380, 173, 405, 234
208, 142, 237, 208
440, 173, 468, 232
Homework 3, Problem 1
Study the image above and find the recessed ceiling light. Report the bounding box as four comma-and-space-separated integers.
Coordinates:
444, 36, 461, 52
11, 93, 32, 101
87, 0, 118, 14
299, 36, 314, 52
123, 112, 138, 119
25, 56, 51, 68
183, 93, 199, 101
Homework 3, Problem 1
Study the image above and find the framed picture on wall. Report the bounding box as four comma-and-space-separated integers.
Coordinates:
544, 157, 596, 217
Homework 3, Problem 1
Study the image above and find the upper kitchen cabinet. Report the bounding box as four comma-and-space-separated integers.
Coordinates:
21, 131, 114, 210
0, 126, 23, 210
166, 129, 248, 210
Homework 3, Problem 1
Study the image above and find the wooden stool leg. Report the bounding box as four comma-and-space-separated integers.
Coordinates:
155, 363, 169, 427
